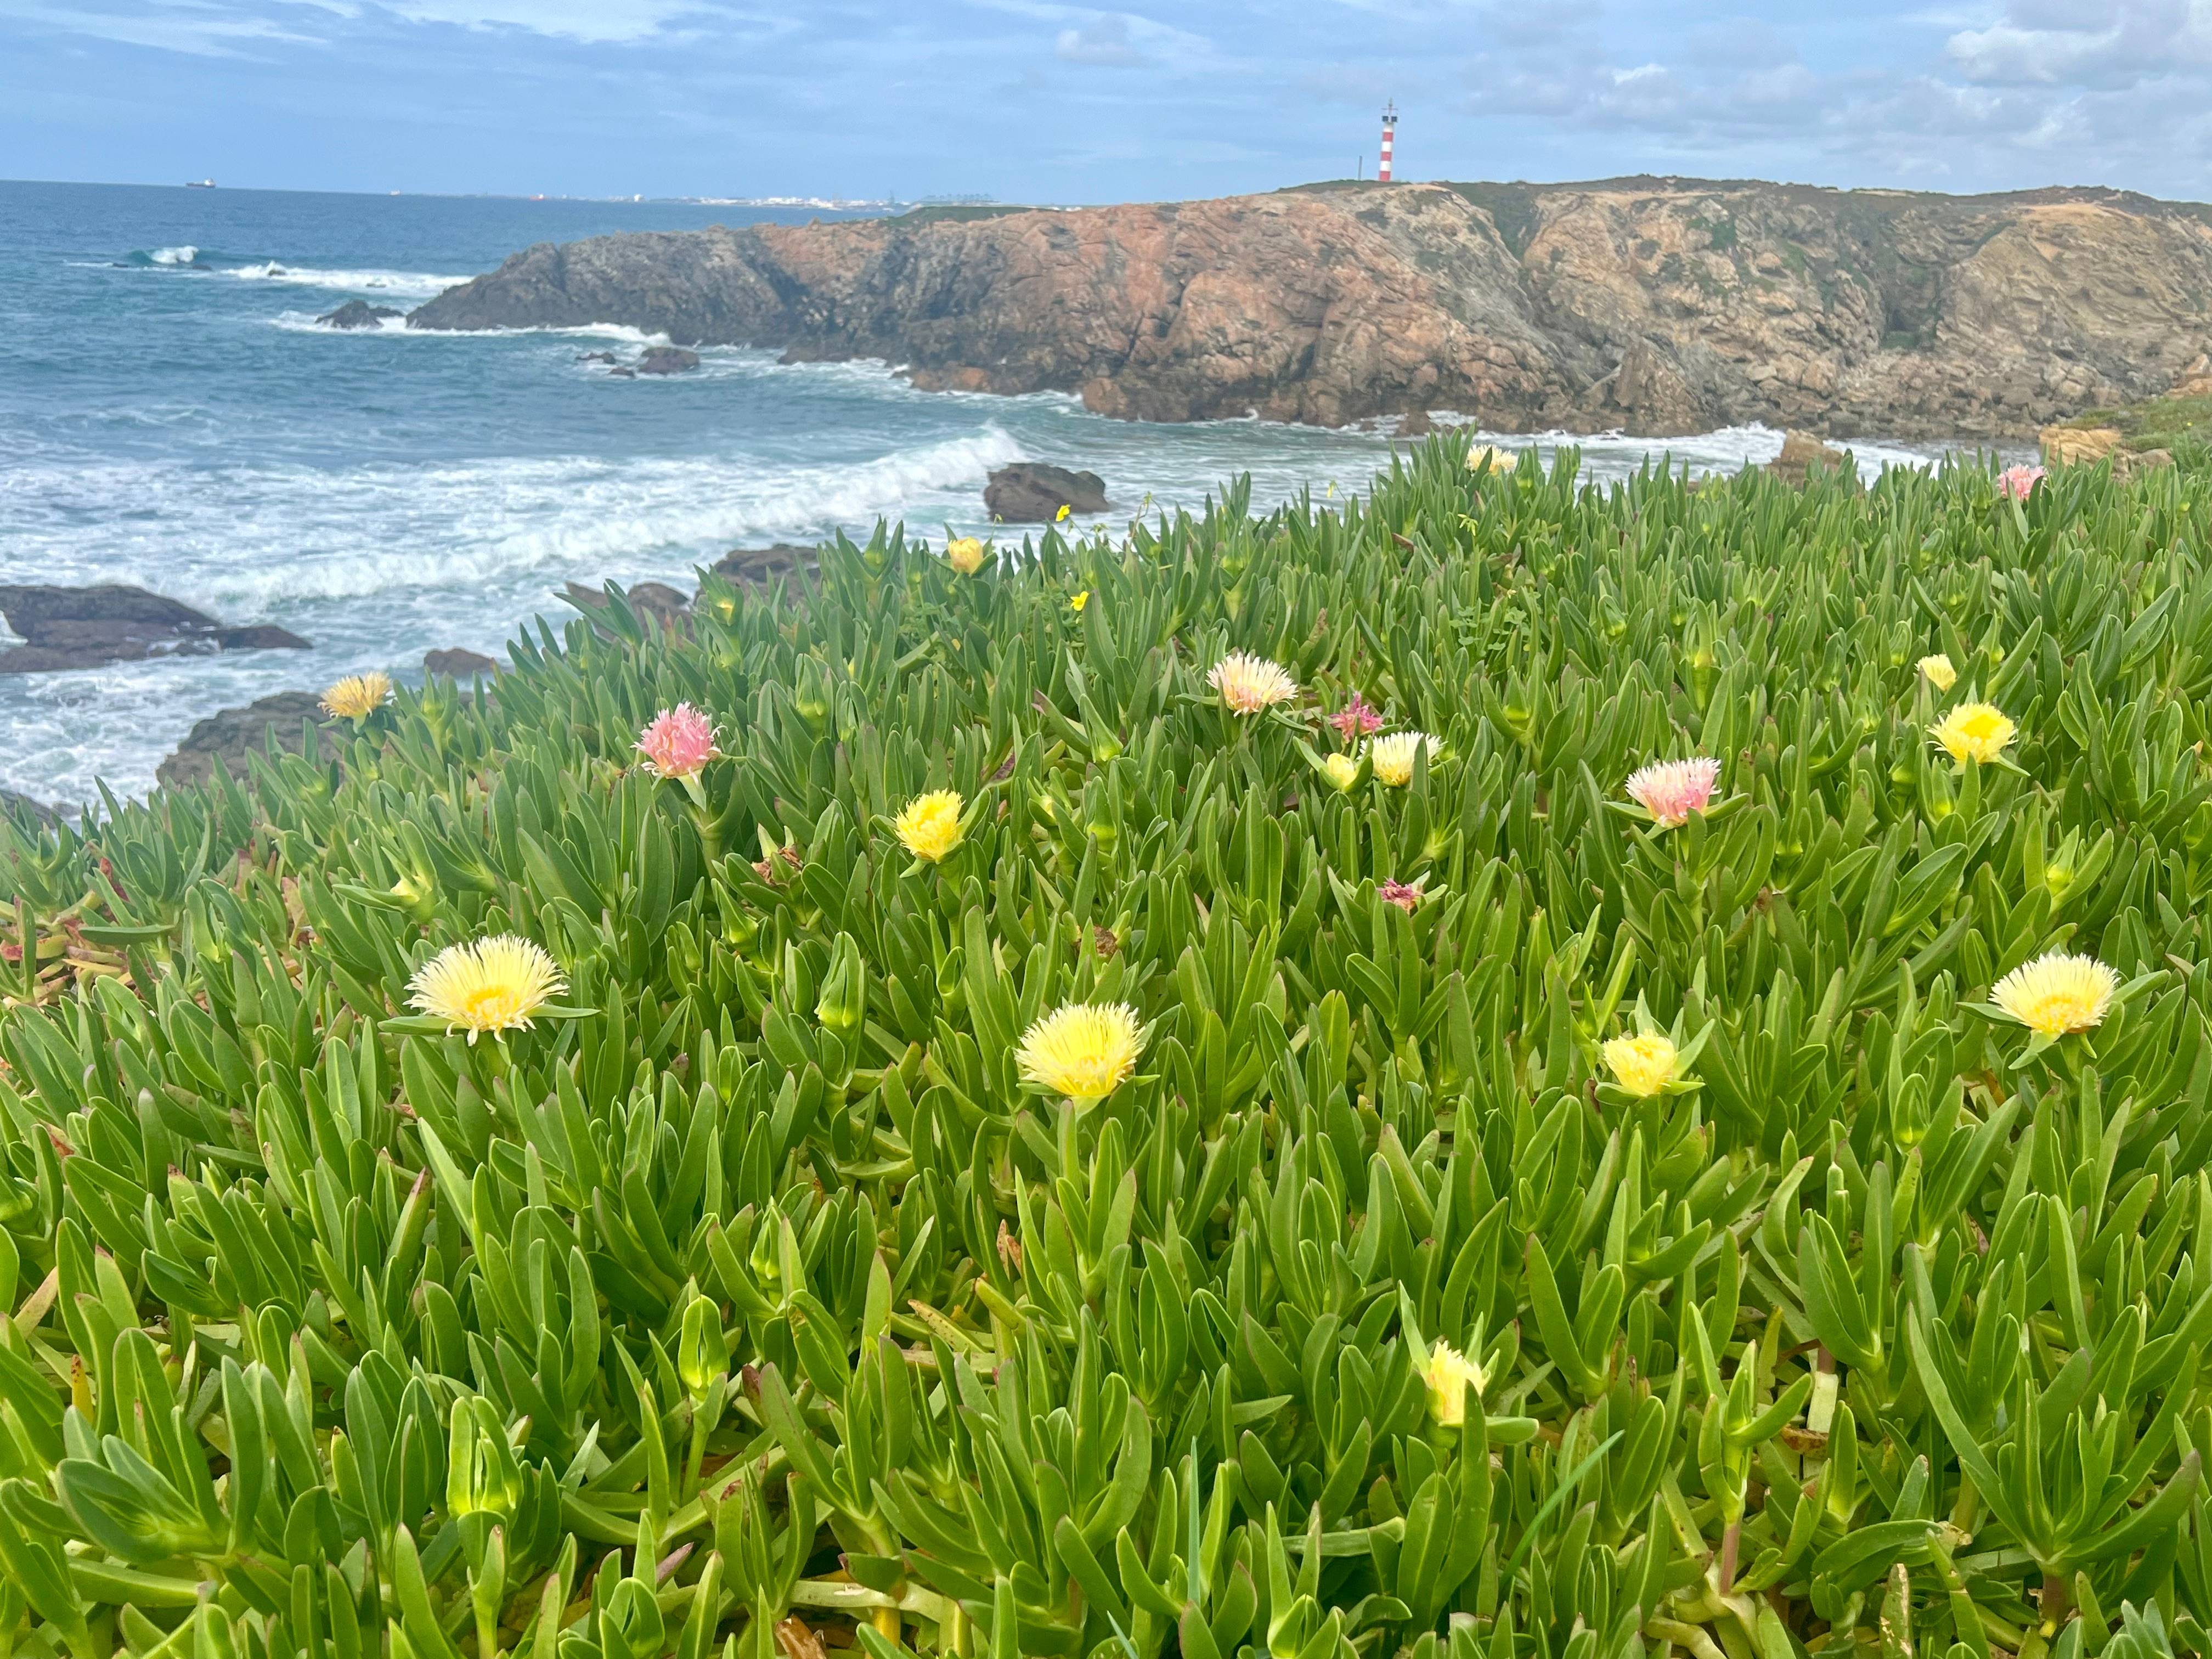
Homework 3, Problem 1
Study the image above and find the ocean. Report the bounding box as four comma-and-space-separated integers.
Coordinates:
0, 179, 1977, 806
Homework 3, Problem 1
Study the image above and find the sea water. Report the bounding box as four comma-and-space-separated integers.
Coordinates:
0, 179, 1976, 805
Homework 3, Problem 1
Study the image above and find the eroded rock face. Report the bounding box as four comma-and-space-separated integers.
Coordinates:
0, 585, 311, 674
424, 647, 501, 680
156, 692, 332, 791
408, 179, 2212, 439
985, 464, 1108, 522
711, 545, 817, 584
1767, 431, 1852, 488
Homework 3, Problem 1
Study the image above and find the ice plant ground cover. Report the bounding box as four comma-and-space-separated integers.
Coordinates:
6, 442, 2212, 1659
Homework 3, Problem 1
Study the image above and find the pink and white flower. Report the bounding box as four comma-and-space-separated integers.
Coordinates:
1378, 879, 1425, 912
637, 703, 720, 780
1625, 757, 1720, 829
1330, 694, 1384, 743
1997, 465, 2046, 501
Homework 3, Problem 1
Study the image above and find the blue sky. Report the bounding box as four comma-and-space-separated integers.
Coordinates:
4, 0, 2210, 202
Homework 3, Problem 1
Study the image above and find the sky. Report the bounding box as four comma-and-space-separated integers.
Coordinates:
3, 0, 2211, 203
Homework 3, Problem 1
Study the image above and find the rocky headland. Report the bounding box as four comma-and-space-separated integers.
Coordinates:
407, 178, 2212, 439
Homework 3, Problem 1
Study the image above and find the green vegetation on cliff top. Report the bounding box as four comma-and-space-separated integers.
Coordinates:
4, 443, 2212, 1659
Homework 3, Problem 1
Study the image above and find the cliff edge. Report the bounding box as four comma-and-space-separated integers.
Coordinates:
409, 178, 2212, 439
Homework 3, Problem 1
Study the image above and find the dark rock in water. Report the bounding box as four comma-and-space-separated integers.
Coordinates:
318, 299, 403, 329
710, 544, 817, 584
579, 351, 619, 363
563, 579, 691, 632
157, 692, 332, 791
424, 646, 501, 679
0, 584, 311, 674
1765, 431, 1852, 488
610, 367, 636, 378
636, 346, 702, 375
985, 462, 1108, 523
1, 789, 61, 831
1395, 410, 1435, 438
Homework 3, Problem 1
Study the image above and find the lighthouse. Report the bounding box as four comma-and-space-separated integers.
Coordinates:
1378, 102, 1398, 182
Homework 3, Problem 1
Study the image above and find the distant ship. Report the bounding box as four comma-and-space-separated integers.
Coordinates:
185, 179, 216, 188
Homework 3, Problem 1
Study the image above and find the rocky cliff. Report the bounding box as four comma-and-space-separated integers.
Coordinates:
408, 179, 2212, 439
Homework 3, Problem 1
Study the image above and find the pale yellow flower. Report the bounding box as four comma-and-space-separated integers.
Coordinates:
1417, 1341, 1486, 1426
320, 672, 393, 721
1931, 702, 2017, 764
1466, 445, 1519, 473
1321, 753, 1361, 792
1603, 1031, 1679, 1098
1017, 1002, 1144, 1103
895, 789, 964, 862
1369, 731, 1441, 787
1070, 590, 1090, 613
408, 936, 565, 1044
1918, 654, 1957, 692
1207, 651, 1299, 714
946, 538, 988, 575
1992, 952, 2118, 1038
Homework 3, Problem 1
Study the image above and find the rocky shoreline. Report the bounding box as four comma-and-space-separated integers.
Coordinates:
405, 177, 2212, 440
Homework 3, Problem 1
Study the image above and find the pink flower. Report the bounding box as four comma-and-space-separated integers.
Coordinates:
1997, 464, 2045, 501
1330, 695, 1384, 743
1625, 757, 1720, 829
637, 703, 719, 780
1378, 879, 1424, 912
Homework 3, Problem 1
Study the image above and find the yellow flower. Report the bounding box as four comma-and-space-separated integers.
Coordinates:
1603, 1031, 1679, 1098
1918, 654, 1957, 691
947, 537, 988, 575
1321, 753, 1361, 792
1992, 951, 2118, 1038
1070, 590, 1090, 613
1466, 444, 1519, 473
1056, 503, 1072, 522
408, 936, 565, 1045
1931, 702, 2017, 764
1369, 731, 1441, 787
1017, 1002, 1145, 1103
1207, 651, 1299, 714
1417, 1341, 1486, 1426
321, 672, 393, 721
895, 789, 964, 862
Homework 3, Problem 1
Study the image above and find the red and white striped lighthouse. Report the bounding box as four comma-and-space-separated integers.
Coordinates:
1378, 101, 1398, 182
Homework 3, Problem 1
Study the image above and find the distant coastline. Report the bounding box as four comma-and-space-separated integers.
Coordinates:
403, 176, 2212, 440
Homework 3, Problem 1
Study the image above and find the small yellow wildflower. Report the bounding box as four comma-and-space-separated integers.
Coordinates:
1321, 753, 1361, 791
408, 936, 565, 1044
321, 672, 393, 721
1369, 731, 1440, 787
1918, 654, 1957, 691
1603, 1031, 1679, 1098
1992, 952, 2118, 1038
1070, 590, 1090, 613
894, 789, 964, 862
1056, 504, 1072, 522
946, 537, 988, 575
1931, 702, 2017, 764
1017, 1002, 1144, 1103
1417, 1341, 1486, 1426
1466, 444, 1519, 473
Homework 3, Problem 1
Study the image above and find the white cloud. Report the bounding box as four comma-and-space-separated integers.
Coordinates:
371, 0, 714, 40
1056, 12, 1146, 64
0, 0, 321, 54
1946, 0, 2212, 87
